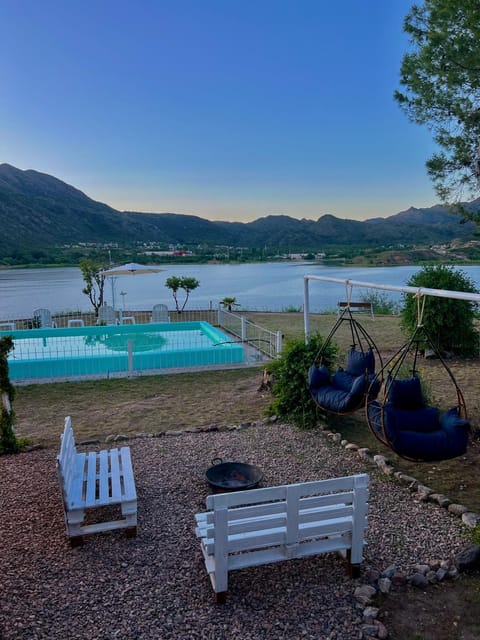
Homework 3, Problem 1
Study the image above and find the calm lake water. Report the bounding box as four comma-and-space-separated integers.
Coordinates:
2, 262, 480, 319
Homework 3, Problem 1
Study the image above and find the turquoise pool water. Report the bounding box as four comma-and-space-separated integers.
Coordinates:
5, 321, 244, 381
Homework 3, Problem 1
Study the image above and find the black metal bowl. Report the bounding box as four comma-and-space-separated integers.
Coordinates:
205, 458, 263, 492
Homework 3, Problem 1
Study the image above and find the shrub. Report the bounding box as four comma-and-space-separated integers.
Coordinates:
360, 289, 400, 315
266, 334, 337, 429
0, 336, 20, 455
401, 265, 479, 356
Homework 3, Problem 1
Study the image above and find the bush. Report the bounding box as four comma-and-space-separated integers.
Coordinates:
0, 336, 20, 455
401, 265, 479, 356
266, 334, 337, 429
360, 289, 400, 315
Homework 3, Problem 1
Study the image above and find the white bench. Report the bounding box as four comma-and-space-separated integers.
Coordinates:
195, 473, 369, 602
57, 416, 138, 546
337, 301, 375, 320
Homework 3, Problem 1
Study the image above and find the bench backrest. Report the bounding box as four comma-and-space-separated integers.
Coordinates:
57, 416, 78, 498
338, 301, 372, 309
202, 474, 369, 556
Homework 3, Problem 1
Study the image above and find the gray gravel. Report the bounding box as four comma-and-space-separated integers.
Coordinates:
0, 422, 468, 640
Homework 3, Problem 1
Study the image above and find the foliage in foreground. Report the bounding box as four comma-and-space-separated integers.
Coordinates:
0, 336, 20, 454
266, 334, 337, 429
401, 265, 479, 356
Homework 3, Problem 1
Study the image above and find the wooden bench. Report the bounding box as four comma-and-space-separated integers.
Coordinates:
195, 473, 369, 602
337, 301, 375, 320
57, 416, 138, 546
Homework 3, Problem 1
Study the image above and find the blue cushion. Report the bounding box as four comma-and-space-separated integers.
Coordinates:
388, 376, 424, 410
311, 386, 361, 413
332, 368, 356, 392
308, 364, 330, 389
346, 348, 375, 377
440, 407, 470, 434
384, 404, 440, 433
350, 374, 367, 398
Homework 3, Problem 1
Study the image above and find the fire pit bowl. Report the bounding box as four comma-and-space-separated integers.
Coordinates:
206, 458, 263, 492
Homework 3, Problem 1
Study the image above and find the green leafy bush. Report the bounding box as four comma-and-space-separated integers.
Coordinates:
266, 334, 337, 429
360, 289, 400, 315
0, 336, 20, 454
401, 265, 479, 356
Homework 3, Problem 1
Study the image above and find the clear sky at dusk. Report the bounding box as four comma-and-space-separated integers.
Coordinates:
0, 0, 438, 222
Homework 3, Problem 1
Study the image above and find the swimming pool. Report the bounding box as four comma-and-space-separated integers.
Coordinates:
5, 321, 244, 382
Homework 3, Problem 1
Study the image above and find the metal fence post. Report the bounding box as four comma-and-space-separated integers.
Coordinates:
276, 331, 283, 356
127, 339, 133, 373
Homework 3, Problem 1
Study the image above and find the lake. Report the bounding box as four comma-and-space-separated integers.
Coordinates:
2, 262, 480, 319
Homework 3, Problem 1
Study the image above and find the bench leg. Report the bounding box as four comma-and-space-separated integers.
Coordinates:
70, 535, 84, 548
344, 549, 361, 578
66, 508, 85, 541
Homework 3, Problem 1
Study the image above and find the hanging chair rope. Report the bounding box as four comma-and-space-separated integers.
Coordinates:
415, 292, 426, 328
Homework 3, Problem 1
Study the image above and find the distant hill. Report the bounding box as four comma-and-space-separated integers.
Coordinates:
0, 163, 478, 253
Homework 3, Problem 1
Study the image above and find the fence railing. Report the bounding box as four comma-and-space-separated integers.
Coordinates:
218, 308, 282, 359
0, 308, 218, 330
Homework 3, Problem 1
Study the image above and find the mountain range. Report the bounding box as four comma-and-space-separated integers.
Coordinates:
0, 163, 479, 253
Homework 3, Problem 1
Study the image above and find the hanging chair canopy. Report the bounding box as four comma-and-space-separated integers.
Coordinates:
308, 305, 383, 415
365, 322, 471, 462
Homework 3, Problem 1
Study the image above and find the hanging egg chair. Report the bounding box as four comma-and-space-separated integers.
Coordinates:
365, 295, 471, 462
308, 289, 383, 415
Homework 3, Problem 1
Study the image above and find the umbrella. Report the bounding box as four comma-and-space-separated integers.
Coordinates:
102, 262, 163, 276
101, 263, 163, 309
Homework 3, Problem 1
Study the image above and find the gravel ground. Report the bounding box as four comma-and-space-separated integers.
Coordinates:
0, 422, 468, 640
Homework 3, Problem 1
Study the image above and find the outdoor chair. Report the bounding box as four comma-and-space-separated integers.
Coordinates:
150, 304, 170, 322
97, 305, 118, 325
33, 308, 56, 328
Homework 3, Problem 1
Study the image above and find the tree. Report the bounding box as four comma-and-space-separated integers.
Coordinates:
220, 297, 239, 312
80, 259, 107, 317
401, 265, 479, 356
395, 0, 480, 215
165, 276, 200, 312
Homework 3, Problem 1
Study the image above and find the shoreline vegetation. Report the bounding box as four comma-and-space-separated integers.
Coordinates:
4, 252, 480, 271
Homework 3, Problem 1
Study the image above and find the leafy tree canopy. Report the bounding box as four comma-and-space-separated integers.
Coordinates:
401, 264, 479, 356
80, 259, 107, 316
395, 0, 480, 215
165, 276, 200, 312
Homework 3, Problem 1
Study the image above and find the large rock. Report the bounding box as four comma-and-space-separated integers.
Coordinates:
454, 545, 480, 571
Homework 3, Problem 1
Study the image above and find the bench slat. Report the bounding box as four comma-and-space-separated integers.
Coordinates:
109, 449, 122, 501
85, 451, 99, 506
119, 447, 137, 501
68, 452, 87, 508
99, 449, 110, 503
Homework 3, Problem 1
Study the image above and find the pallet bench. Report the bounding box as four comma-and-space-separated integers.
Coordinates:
195, 473, 369, 602
57, 416, 138, 546
337, 301, 375, 320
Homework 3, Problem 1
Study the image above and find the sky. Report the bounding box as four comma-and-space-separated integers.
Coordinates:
0, 0, 439, 223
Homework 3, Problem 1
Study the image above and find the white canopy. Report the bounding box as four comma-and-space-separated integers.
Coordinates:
102, 262, 163, 276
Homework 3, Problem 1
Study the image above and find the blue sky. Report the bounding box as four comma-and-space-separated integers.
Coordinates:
0, 0, 438, 222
